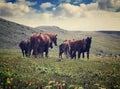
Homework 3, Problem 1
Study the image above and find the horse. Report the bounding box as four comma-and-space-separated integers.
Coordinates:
33, 33, 57, 58
69, 39, 87, 59
19, 40, 30, 57
59, 40, 70, 59
32, 42, 53, 57
28, 33, 57, 58
43, 33, 57, 46
80, 37, 92, 59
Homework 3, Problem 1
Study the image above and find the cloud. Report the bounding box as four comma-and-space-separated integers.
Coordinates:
53, 4, 81, 17
40, 2, 54, 10
0, 0, 36, 17
96, 0, 120, 12
52, 3, 98, 18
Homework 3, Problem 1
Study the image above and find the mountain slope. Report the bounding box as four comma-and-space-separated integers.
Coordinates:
0, 18, 120, 56
0, 18, 37, 48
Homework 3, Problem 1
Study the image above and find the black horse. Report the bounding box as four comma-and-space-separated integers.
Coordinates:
19, 40, 30, 57
81, 37, 92, 59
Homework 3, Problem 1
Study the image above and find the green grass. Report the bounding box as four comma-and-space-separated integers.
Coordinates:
0, 49, 120, 89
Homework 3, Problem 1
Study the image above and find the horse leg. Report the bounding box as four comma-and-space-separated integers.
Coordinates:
65, 51, 68, 59
72, 51, 76, 59
28, 47, 32, 57
66, 50, 70, 59
33, 47, 38, 58
78, 51, 81, 59
59, 47, 63, 59
38, 47, 43, 58
59, 50, 63, 59
70, 49, 73, 59
45, 47, 49, 58
25, 50, 28, 57
22, 50, 24, 57
82, 52, 85, 59
87, 51, 89, 60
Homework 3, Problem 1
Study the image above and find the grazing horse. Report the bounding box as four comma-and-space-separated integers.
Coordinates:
69, 39, 87, 59
28, 33, 57, 58
19, 40, 30, 57
81, 37, 92, 59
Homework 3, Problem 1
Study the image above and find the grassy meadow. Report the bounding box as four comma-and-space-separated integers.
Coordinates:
0, 49, 120, 89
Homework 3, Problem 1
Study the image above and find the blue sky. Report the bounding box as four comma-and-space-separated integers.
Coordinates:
0, 0, 120, 31
5, 0, 93, 11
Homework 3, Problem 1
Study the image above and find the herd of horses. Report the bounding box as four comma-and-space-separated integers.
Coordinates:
19, 33, 92, 60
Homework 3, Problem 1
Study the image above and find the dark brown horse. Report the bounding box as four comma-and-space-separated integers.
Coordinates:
43, 33, 57, 46
19, 40, 30, 57
69, 39, 87, 59
28, 33, 57, 58
80, 37, 92, 59
32, 42, 53, 57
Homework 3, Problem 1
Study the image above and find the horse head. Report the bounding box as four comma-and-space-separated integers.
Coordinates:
49, 42, 53, 49
86, 37, 92, 50
51, 34, 57, 46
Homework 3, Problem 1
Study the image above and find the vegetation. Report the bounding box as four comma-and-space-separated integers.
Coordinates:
0, 49, 120, 89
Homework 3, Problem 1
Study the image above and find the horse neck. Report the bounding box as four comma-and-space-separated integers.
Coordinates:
85, 42, 91, 51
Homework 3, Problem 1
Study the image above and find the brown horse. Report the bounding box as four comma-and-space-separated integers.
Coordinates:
32, 41, 53, 57
28, 33, 57, 58
19, 40, 30, 57
38, 33, 57, 57
33, 33, 57, 58
69, 39, 87, 59
43, 33, 57, 46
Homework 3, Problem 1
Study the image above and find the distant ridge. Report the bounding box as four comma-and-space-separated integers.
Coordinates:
99, 31, 120, 35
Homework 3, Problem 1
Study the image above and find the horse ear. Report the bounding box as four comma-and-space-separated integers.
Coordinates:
55, 34, 57, 37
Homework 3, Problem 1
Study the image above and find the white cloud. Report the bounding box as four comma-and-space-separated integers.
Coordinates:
17, 0, 37, 6
40, 2, 54, 10
52, 3, 98, 18
0, 0, 36, 17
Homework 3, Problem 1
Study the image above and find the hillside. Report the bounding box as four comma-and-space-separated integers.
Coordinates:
0, 18, 120, 56
0, 18, 36, 48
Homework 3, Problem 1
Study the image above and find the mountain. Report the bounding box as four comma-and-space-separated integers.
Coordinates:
0, 18, 120, 56
0, 18, 36, 48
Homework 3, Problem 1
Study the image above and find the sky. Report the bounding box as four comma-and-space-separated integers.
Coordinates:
0, 0, 120, 31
